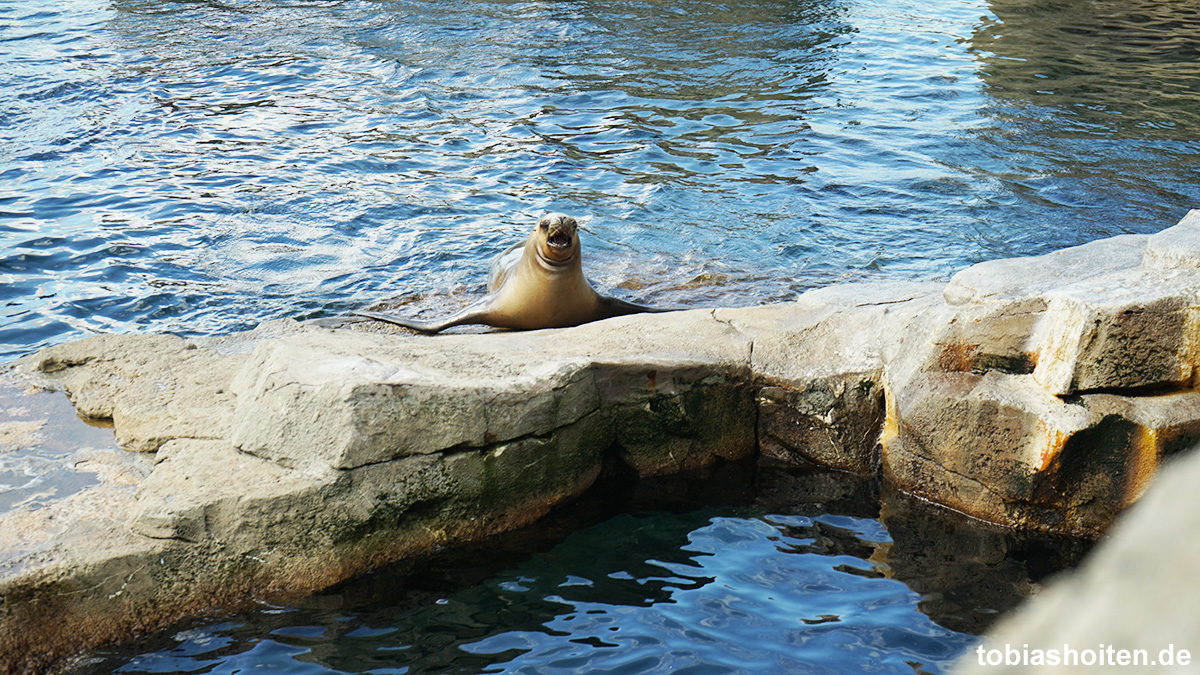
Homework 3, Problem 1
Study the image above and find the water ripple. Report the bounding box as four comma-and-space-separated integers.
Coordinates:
92, 507, 980, 674
3, 0, 1200, 359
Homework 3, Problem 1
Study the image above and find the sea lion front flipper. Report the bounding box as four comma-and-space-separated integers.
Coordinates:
594, 295, 671, 321
352, 298, 498, 334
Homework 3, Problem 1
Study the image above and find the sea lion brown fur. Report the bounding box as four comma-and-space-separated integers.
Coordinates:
354, 213, 662, 333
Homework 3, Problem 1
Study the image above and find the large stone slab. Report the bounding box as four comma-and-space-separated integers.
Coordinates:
0, 363, 612, 675
31, 333, 243, 452
228, 309, 755, 472
943, 234, 1149, 307
0, 310, 766, 673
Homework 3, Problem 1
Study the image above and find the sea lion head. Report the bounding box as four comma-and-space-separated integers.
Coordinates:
533, 212, 580, 267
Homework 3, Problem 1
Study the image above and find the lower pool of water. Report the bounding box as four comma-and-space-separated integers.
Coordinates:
71, 462, 1090, 675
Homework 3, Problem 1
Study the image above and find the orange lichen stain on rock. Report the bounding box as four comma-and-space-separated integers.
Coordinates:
1123, 426, 1162, 508
936, 342, 980, 373
877, 385, 902, 458
1035, 421, 1071, 473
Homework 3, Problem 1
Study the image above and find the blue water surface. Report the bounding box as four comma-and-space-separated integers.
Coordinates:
76, 459, 1090, 675
97, 506, 979, 675
4, 0, 1200, 359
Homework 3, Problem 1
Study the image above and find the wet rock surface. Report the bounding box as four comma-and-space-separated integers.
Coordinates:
4, 210, 1200, 674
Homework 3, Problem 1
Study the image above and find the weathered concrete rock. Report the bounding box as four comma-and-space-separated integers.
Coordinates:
717, 282, 940, 474
0, 349, 614, 674
954, 445, 1200, 674
940, 212, 1200, 396
0, 310, 771, 673
879, 210, 1200, 535
1029, 268, 1200, 395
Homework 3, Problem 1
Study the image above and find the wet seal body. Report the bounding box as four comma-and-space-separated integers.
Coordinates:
355, 213, 663, 333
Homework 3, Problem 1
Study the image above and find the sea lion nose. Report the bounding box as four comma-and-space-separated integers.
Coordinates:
541, 212, 576, 228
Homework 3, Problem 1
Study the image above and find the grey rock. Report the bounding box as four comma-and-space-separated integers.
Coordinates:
1143, 208, 1200, 270
954, 445, 1200, 674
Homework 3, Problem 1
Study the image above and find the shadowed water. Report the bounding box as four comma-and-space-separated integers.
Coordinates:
3, 0, 1199, 358
74, 465, 1090, 675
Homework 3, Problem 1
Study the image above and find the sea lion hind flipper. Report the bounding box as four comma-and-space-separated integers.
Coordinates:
595, 295, 671, 321
350, 310, 446, 333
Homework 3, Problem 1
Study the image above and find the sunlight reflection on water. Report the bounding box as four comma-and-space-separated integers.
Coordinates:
3, 0, 1198, 359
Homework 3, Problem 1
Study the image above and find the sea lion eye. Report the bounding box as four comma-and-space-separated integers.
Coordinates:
539, 220, 549, 230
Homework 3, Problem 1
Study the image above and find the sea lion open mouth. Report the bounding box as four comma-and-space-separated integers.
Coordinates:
547, 230, 571, 248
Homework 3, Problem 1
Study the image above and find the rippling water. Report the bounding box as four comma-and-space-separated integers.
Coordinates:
77, 466, 1086, 674
3, 0, 1199, 358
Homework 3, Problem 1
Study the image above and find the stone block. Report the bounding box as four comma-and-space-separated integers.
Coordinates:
943, 234, 1148, 307
756, 372, 883, 474
1030, 268, 1200, 395
1143, 208, 1200, 270
883, 372, 1094, 510
228, 333, 601, 470
884, 370, 1200, 535
229, 311, 751, 472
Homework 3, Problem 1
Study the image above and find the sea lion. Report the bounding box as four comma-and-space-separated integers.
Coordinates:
354, 213, 663, 333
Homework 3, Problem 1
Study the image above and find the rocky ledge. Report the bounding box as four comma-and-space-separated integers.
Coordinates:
4, 210, 1200, 673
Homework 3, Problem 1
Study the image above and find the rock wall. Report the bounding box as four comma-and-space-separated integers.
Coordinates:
953, 444, 1200, 674
883, 214, 1200, 534
4, 210, 1200, 673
